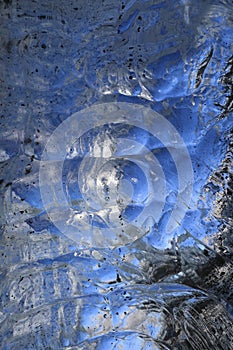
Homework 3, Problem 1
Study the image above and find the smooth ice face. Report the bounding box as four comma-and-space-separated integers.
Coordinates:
1, 0, 233, 349
39, 102, 193, 248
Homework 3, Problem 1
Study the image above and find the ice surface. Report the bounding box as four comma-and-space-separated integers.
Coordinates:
0, 0, 233, 349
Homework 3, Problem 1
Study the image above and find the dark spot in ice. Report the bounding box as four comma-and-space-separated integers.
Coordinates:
116, 273, 121, 282
24, 137, 32, 145
5, 41, 13, 54
3, 0, 12, 7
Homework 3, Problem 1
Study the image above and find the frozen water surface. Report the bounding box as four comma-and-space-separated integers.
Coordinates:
0, 0, 233, 349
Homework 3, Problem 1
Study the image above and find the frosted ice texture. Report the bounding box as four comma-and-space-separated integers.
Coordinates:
0, 0, 233, 349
